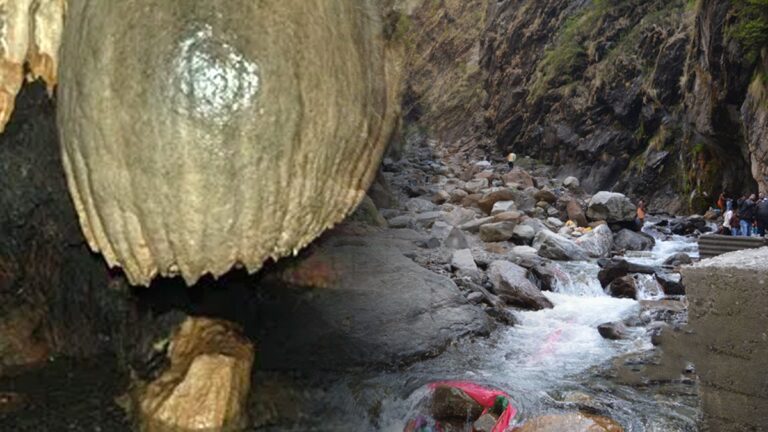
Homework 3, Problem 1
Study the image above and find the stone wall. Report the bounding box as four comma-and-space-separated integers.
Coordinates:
681, 247, 768, 431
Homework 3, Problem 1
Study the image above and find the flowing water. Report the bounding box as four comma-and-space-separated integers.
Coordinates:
275, 234, 701, 431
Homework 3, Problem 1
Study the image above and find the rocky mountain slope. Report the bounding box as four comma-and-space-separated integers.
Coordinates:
397, 0, 768, 214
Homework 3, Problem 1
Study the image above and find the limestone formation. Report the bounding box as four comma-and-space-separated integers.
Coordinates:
132, 317, 255, 432
57, 0, 401, 285
0, 0, 66, 132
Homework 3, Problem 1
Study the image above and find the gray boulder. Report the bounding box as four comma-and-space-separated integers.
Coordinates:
259, 243, 491, 368
663, 252, 693, 267
458, 216, 495, 233
533, 230, 589, 261
598, 322, 630, 340
613, 229, 655, 251
388, 215, 414, 229
511, 224, 536, 245
479, 221, 517, 242
587, 191, 636, 223
563, 176, 580, 189
451, 249, 480, 278
488, 261, 554, 310
406, 197, 437, 213
574, 224, 614, 258
607, 275, 638, 299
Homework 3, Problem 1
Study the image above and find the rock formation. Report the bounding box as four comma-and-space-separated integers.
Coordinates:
56, 0, 401, 285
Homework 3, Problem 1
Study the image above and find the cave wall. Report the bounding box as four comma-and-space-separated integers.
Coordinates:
402, 0, 768, 213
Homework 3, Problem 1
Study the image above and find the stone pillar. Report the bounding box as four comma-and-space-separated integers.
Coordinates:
681, 247, 768, 431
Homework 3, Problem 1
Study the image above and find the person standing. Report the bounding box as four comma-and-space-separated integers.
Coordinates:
717, 192, 726, 212
738, 194, 757, 236
757, 195, 768, 237
636, 199, 647, 229
506, 152, 517, 170
722, 205, 735, 235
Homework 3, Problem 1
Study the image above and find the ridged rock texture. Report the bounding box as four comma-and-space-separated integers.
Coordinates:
0, 0, 65, 132
401, 0, 768, 213
58, 0, 401, 285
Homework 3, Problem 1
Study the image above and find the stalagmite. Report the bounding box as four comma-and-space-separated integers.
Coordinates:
0, 0, 65, 131
57, 0, 402, 285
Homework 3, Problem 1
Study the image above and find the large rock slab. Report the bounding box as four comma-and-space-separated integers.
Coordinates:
533, 230, 589, 261
587, 191, 636, 223
478, 188, 516, 215
258, 242, 492, 368
613, 229, 655, 251
480, 221, 517, 242
680, 248, 768, 431
488, 260, 553, 310
574, 224, 613, 258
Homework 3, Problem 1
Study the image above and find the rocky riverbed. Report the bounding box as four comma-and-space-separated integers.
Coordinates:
0, 133, 710, 431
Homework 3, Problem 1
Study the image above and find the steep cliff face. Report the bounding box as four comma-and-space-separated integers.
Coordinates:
402, 0, 768, 213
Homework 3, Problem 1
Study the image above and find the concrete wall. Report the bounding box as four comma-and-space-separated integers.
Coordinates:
681, 247, 768, 431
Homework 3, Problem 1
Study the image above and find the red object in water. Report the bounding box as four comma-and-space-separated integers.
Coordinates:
428, 381, 516, 432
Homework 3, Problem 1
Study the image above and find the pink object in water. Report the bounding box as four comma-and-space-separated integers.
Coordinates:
428, 381, 516, 432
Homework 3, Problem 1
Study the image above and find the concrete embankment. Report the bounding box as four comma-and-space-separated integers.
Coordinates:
681, 247, 768, 431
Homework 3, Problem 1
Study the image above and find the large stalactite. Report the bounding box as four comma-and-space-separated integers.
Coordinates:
51, 0, 401, 286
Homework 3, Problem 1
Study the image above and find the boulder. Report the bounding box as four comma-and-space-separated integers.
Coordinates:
444, 228, 470, 250
574, 224, 614, 258
347, 195, 387, 227
566, 200, 588, 227
493, 210, 523, 223
133, 317, 255, 432
451, 249, 480, 278
432, 190, 451, 205
473, 413, 499, 432
430, 386, 483, 422
459, 216, 496, 233
488, 261, 554, 310
406, 197, 437, 213
502, 169, 535, 188
607, 275, 638, 299
258, 242, 491, 368
511, 224, 536, 245
449, 188, 468, 204
597, 259, 656, 288
587, 192, 636, 223
478, 188, 516, 215
464, 178, 489, 194
461, 193, 483, 209
515, 187, 539, 212
598, 321, 630, 340
520, 217, 550, 236
533, 230, 589, 261
669, 216, 709, 235
491, 200, 516, 215
388, 215, 414, 229
613, 229, 655, 251
414, 211, 444, 228
546, 217, 565, 229
480, 222, 517, 243
663, 252, 693, 267
516, 413, 623, 432
534, 189, 557, 204
529, 261, 569, 292
655, 273, 685, 295
443, 207, 478, 227
563, 176, 580, 189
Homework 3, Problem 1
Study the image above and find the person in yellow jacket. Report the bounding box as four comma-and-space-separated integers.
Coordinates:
507, 152, 517, 170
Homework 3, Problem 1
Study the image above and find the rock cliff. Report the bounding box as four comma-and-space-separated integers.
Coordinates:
400, 0, 768, 213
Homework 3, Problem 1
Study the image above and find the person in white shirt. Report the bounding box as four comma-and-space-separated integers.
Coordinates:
506, 153, 517, 170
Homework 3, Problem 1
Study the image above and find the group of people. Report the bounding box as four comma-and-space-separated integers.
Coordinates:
719, 192, 768, 237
